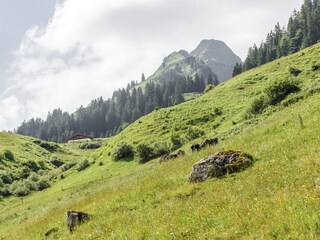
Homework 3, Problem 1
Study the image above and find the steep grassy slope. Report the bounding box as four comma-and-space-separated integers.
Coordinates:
1, 44, 320, 239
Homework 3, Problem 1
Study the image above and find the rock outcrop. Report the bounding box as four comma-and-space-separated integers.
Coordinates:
191, 39, 242, 82
188, 150, 254, 182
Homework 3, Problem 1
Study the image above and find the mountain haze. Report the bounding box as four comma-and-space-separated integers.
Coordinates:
191, 39, 242, 82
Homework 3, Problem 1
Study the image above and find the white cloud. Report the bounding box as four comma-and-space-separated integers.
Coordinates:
0, 0, 303, 130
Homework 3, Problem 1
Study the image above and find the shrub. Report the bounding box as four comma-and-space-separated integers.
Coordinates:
77, 159, 90, 171
79, 142, 101, 149
137, 141, 170, 164
50, 157, 64, 168
24, 179, 39, 191
28, 172, 39, 182
185, 126, 205, 140
35, 141, 60, 152
204, 84, 215, 93
0, 186, 10, 197
112, 142, 134, 160
170, 134, 182, 151
60, 162, 77, 172
214, 107, 223, 115
137, 144, 153, 163
10, 181, 30, 197
0, 178, 4, 188
22, 160, 40, 172
288, 66, 302, 76
38, 177, 50, 190
247, 96, 267, 115
265, 79, 300, 105
0, 171, 13, 184
312, 64, 320, 71
3, 150, 14, 161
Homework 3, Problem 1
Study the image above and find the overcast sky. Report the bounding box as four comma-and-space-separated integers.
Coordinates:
0, 0, 303, 130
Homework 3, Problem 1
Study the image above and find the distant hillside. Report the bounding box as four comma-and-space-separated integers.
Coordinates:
191, 39, 242, 82
1, 42, 320, 239
0, 132, 98, 198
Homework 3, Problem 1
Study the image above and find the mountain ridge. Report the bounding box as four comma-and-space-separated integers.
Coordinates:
191, 39, 242, 82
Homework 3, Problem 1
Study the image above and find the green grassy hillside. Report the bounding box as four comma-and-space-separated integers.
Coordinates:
1, 44, 320, 239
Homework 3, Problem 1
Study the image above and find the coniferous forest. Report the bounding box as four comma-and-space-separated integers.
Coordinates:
233, 0, 320, 76
17, 74, 216, 142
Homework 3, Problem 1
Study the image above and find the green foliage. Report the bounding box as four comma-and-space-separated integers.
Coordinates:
0, 171, 13, 184
311, 64, 320, 71
3, 149, 14, 161
170, 134, 182, 151
9, 181, 30, 196
185, 126, 205, 140
50, 157, 64, 168
77, 159, 90, 171
247, 96, 267, 115
22, 160, 40, 172
287, 66, 302, 76
136, 143, 153, 163
136, 141, 169, 163
79, 142, 101, 149
204, 84, 215, 93
265, 79, 300, 105
112, 142, 134, 161
37, 177, 50, 191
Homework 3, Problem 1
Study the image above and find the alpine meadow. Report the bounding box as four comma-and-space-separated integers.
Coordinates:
0, 0, 320, 239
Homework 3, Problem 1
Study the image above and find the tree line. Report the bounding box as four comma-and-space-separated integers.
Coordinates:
233, 0, 320, 76
17, 74, 218, 142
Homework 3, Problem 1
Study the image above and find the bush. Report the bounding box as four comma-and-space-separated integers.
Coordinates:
38, 177, 50, 190
0, 178, 4, 188
312, 64, 320, 71
112, 142, 134, 160
79, 142, 101, 149
137, 144, 153, 163
10, 181, 30, 197
22, 160, 40, 172
247, 96, 267, 115
265, 79, 300, 105
3, 150, 14, 161
0, 186, 10, 197
204, 84, 215, 93
50, 157, 64, 168
60, 162, 77, 172
185, 126, 205, 140
24, 179, 39, 191
288, 66, 302, 76
170, 134, 182, 151
28, 172, 39, 182
0, 171, 13, 184
77, 159, 90, 171
137, 141, 170, 164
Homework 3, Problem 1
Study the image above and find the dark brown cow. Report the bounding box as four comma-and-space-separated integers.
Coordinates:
190, 144, 201, 152
66, 210, 90, 233
159, 150, 186, 163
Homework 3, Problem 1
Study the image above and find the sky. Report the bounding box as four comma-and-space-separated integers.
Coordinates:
0, 0, 303, 131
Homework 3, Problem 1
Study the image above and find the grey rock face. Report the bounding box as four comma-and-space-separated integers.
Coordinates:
191, 39, 242, 82
188, 150, 253, 182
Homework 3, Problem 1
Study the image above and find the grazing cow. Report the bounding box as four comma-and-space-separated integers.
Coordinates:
159, 150, 186, 163
190, 144, 201, 152
66, 210, 89, 233
200, 138, 219, 148
177, 150, 186, 156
